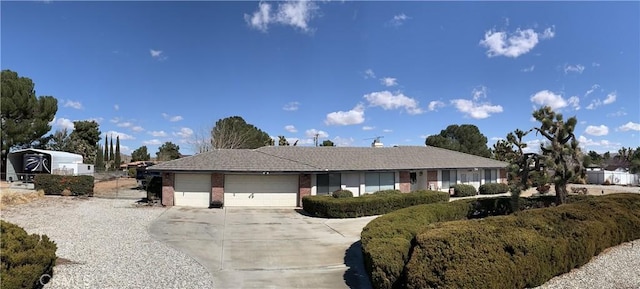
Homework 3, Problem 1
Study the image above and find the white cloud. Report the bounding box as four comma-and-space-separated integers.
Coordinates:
472, 86, 488, 100
567, 96, 580, 110
161, 113, 183, 122
603, 91, 617, 104
88, 117, 103, 124
52, 117, 75, 130
150, 49, 167, 61
117, 122, 132, 128
389, 13, 410, 27
148, 130, 168, 137
283, 101, 300, 111
586, 91, 616, 110
364, 69, 376, 79
63, 100, 83, 109
131, 126, 144, 132
585, 84, 600, 97
450, 99, 503, 119
521, 65, 535, 72
363, 91, 423, 115
325, 104, 365, 126
332, 136, 355, 147
103, 131, 135, 140
578, 135, 621, 150
362, 126, 375, 131
244, 1, 319, 33
607, 110, 627, 117
110, 117, 120, 123
479, 26, 554, 58
382, 129, 393, 133
428, 101, 445, 112
284, 125, 297, 133
173, 127, 194, 139
585, 125, 609, 136
592, 62, 600, 67
530, 90, 567, 110
564, 64, 585, 74
143, 139, 163, 146
118, 145, 131, 155
305, 129, 329, 138
114, 104, 119, 111
380, 77, 398, 87
541, 26, 555, 39
618, 122, 640, 132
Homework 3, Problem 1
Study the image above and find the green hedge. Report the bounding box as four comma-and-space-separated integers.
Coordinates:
451, 184, 477, 197
0, 221, 57, 289
33, 174, 94, 196
404, 194, 640, 289
361, 195, 588, 289
302, 190, 449, 218
478, 183, 509, 195
332, 190, 353, 198
373, 189, 402, 196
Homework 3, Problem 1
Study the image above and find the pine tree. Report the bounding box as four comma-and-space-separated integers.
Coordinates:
109, 135, 114, 166
104, 136, 109, 163
95, 144, 105, 172
114, 136, 121, 169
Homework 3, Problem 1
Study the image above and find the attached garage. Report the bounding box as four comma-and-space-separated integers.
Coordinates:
174, 174, 211, 208
224, 174, 298, 207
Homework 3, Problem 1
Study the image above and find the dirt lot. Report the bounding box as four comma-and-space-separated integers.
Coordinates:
520, 183, 640, 197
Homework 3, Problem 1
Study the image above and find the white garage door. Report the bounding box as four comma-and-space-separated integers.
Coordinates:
174, 174, 211, 208
224, 174, 298, 207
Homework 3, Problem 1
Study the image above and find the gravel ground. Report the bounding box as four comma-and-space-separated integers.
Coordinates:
1, 196, 215, 289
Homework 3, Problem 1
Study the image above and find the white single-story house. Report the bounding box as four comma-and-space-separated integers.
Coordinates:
586, 167, 639, 186
148, 145, 508, 208
5, 148, 94, 182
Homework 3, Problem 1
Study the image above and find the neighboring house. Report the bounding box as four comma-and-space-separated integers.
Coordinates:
148, 145, 508, 208
585, 167, 639, 186
5, 148, 94, 182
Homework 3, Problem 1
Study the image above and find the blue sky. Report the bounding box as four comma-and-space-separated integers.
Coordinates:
2, 1, 639, 156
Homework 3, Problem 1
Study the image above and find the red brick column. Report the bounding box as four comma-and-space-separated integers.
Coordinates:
211, 173, 224, 204
161, 172, 175, 206
399, 171, 411, 193
499, 169, 507, 184
299, 174, 311, 207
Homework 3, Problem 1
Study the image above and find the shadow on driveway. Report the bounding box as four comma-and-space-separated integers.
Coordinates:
344, 241, 373, 289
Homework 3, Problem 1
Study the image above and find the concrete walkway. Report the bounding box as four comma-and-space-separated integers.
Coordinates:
149, 207, 376, 289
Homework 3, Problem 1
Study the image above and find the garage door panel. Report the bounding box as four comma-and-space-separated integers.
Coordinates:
174, 174, 211, 208
224, 175, 298, 207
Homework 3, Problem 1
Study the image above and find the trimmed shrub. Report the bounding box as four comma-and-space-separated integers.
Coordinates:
404, 194, 640, 289
451, 184, 477, 197
0, 221, 57, 289
302, 190, 449, 218
478, 183, 509, 195
33, 175, 94, 196
332, 190, 354, 198
373, 190, 402, 196
361, 195, 588, 289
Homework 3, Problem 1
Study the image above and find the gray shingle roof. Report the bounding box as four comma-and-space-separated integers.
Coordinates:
148, 146, 508, 172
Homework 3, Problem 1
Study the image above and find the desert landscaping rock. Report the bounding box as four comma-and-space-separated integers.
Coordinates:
1, 197, 214, 289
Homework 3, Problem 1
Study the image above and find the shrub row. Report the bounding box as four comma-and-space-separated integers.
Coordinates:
302, 190, 449, 218
404, 194, 640, 289
332, 190, 354, 198
0, 220, 57, 289
361, 195, 588, 289
451, 184, 477, 197
33, 175, 94, 196
478, 182, 509, 195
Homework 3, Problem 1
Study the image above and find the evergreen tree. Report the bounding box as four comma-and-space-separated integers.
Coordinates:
114, 136, 121, 169
95, 144, 105, 172
104, 136, 109, 163
109, 136, 114, 166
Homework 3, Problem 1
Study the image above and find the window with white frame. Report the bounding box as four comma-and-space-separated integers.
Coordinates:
365, 172, 395, 193
441, 170, 457, 189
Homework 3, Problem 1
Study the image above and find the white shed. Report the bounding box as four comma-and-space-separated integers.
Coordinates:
5, 148, 93, 182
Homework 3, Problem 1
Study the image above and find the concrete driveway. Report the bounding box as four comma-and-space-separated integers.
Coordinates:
149, 207, 376, 289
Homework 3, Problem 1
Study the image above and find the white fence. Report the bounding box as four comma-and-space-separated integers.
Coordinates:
586, 170, 640, 186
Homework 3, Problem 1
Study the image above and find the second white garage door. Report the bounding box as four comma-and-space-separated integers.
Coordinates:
174, 174, 211, 208
224, 174, 298, 207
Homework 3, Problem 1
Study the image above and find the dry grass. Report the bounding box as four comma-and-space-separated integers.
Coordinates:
0, 189, 45, 209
